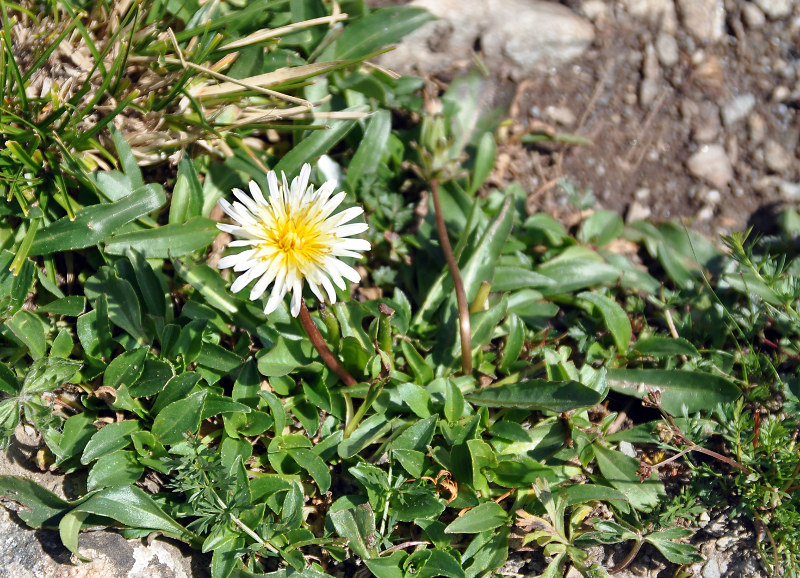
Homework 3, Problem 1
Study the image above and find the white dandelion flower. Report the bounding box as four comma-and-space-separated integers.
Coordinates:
216, 163, 370, 317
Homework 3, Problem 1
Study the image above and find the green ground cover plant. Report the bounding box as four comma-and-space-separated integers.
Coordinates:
1, 1, 799, 577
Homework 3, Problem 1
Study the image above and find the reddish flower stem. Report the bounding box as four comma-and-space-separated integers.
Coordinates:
298, 301, 357, 386
430, 179, 473, 375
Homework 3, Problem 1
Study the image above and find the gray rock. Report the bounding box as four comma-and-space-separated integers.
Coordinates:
378, 0, 595, 76
0, 440, 204, 578
764, 139, 794, 172
721, 94, 756, 127
639, 42, 661, 106
754, 0, 795, 19
622, 0, 678, 31
702, 558, 722, 578
626, 201, 652, 222
779, 180, 800, 199
676, 0, 726, 43
543, 105, 577, 127
743, 2, 768, 27
687, 145, 734, 189
655, 32, 679, 67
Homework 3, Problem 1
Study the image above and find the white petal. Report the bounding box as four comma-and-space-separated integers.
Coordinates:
250, 257, 282, 301
320, 274, 337, 303
314, 180, 337, 206
249, 181, 267, 206
307, 279, 325, 302
267, 170, 281, 203
331, 259, 361, 283
233, 188, 260, 215
328, 206, 364, 227
334, 223, 368, 237
295, 164, 311, 197
264, 269, 288, 313
318, 192, 347, 220
289, 279, 303, 317
217, 250, 254, 270
335, 238, 371, 251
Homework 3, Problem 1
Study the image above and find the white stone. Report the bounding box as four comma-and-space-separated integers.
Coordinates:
764, 139, 794, 172
721, 94, 756, 127
655, 32, 679, 67
544, 105, 577, 127
619, 441, 638, 458
687, 145, 734, 189
743, 2, 767, 27
755, 0, 794, 19
581, 0, 609, 21
677, 0, 726, 43
623, 0, 678, 30
378, 0, 595, 76
779, 180, 800, 199
626, 201, 652, 222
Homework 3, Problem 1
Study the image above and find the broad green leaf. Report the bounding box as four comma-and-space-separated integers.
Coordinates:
85, 269, 145, 341
152, 372, 201, 415
29, 184, 166, 255
169, 157, 203, 224
103, 348, 148, 389
81, 421, 140, 464
400, 341, 433, 385
606, 368, 740, 415
338, 413, 391, 459
328, 504, 378, 560
364, 551, 407, 578
0, 250, 35, 316
499, 312, 524, 373
152, 392, 205, 445
444, 501, 507, 534
288, 448, 331, 494
333, 7, 434, 60
346, 109, 391, 189
59, 510, 91, 562
273, 118, 356, 178
38, 296, 86, 316
104, 217, 217, 258
492, 267, 555, 291
110, 125, 143, 189
537, 257, 621, 296
646, 528, 702, 564
634, 336, 700, 358
0, 363, 20, 395
577, 291, 631, 354
257, 337, 315, 377
51, 329, 74, 358
415, 197, 513, 324
468, 132, 496, 195
392, 415, 437, 452
406, 549, 465, 578
86, 450, 144, 491
593, 443, 662, 512
0, 475, 70, 528
72, 484, 187, 537
466, 379, 605, 413
578, 210, 624, 246
23, 357, 82, 394
5, 309, 46, 359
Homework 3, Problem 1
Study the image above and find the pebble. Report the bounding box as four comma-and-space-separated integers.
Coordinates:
779, 180, 800, 199
755, 0, 794, 19
721, 94, 756, 127
619, 441, 637, 458
764, 139, 794, 172
702, 558, 722, 578
544, 105, 577, 127
581, 0, 609, 21
622, 0, 678, 31
687, 145, 734, 189
743, 2, 768, 27
697, 205, 715, 221
655, 32, 679, 67
715, 535, 738, 550
380, 0, 597, 76
749, 113, 768, 143
676, 0, 726, 43
627, 201, 652, 222
639, 42, 661, 106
